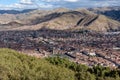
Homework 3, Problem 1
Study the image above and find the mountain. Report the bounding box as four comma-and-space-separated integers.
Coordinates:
0, 21, 23, 26
89, 6, 120, 22
0, 9, 36, 14
0, 8, 120, 32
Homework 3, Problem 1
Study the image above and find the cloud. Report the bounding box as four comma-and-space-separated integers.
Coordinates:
0, 0, 120, 10
64, 0, 79, 2
91, 0, 120, 7
20, 0, 32, 4
20, 0, 33, 5
41, 0, 79, 2
0, 4, 24, 10
37, 0, 120, 8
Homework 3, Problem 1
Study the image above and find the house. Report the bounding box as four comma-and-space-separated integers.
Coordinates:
113, 47, 120, 50
89, 52, 96, 56
82, 51, 96, 56
64, 52, 76, 59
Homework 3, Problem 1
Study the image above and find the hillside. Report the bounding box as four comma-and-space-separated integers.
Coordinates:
0, 48, 75, 80
89, 6, 120, 22
0, 48, 120, 80
0, 8, 120, 32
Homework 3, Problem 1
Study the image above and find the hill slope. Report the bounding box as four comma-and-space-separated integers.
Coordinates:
0, 48, 120, 80
0, 9, 120, 32
28, 10, 120, 32
89, 6, 120, 22
0, 48, 75, 80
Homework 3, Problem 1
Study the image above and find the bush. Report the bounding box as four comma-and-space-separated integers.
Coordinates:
0, 48, 75, 80
0, 48, 120, 80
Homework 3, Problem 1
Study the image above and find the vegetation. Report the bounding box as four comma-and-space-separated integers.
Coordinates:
46, 56, 120, 80
0, 48, 75, 80
0, 48, 120, 80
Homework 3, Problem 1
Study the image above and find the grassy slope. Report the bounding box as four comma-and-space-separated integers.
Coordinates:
0, 48, 120, 80
0, 48, 75, 80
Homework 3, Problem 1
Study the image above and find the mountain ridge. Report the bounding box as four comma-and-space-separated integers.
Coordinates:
0, 7, 120, 32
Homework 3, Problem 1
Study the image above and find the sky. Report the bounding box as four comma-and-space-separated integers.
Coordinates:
0, 0, 120, 10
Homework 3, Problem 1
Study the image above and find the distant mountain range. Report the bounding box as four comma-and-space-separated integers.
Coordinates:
89, 6, 120, 21
0, 7, 120, 32
0, 9, 35, 14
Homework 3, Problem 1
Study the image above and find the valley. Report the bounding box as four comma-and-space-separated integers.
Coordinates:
0, 7, 120, 69
0, 0, 120, 79
0, 28, 120, 68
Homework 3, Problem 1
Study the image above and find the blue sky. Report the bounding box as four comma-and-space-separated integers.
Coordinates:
0, 0, 18, 5
0, 0, 120, 10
